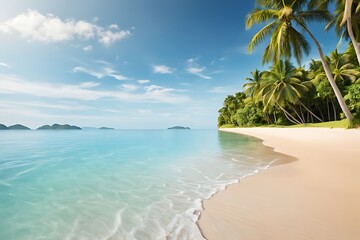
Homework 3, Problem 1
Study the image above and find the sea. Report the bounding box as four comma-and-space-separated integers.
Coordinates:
0, 130, 284, 240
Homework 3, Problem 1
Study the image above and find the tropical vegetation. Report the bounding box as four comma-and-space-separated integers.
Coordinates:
218, 0, 360, 128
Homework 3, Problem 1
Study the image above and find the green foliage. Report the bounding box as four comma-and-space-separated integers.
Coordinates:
345, 82, 360, 112
217, 1, 360, 128
315, 79, 336, 99
217, 93, 247, 127
219, 124, 236, 128
234, 101, 265, 127
246, 0, 329, 65
260, 60, 309, 108
218, 44, 360, 128
288, 119, 350, 128
350, 114, 360, 128
275, 116, 291, 125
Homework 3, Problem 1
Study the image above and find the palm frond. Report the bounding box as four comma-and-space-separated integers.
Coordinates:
297, 10, 332, 23
288, 26, 311, 65
308, 0, 334, 10
246, 9, 279, 29
248, 21, 277, 53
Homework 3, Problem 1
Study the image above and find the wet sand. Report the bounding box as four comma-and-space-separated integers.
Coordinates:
198, 128, 360, 240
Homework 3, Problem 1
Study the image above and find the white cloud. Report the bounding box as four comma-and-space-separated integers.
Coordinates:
137, 79, 150, 84
143, 85, 187, 103
121, 84, 138, 91
73, 66, 103, 78
99, 29, 131, 46
186, 58, 212, 79
153, 65, 174, 74
210, 57, 225, 65
94, 60, 111, 65
0, 105, 100, 120
109, 24, 119, 30
107, 73, 128, 81
0, 74, 189, 104
186, 67, 212, 79
187, 57, 199, 64
83, 45, 93, 51
0, 62, 11, 68
104, 108, 123, 113
79, 81, 100, 88
0, 100, 90, 111
0, 10, 131, 46
187, 67, 204, 74
73, 66, 129, 80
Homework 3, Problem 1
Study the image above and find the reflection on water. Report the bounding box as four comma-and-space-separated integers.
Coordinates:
218, 130, 261, 151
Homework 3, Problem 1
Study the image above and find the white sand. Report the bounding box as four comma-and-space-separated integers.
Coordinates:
198, 128, 360, 240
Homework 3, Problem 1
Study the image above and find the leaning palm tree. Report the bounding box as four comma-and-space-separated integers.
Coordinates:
341, 0, 360, 64
247, 0, 353, 121
308, 50, 360, 83
243, 69, 263, 100
310, 0, 360, 66
259, 60, 322, 124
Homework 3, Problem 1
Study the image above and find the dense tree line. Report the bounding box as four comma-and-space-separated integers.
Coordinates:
218, 0, 360, 127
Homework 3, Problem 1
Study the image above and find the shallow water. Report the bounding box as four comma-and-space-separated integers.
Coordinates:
0, 130, 282, 240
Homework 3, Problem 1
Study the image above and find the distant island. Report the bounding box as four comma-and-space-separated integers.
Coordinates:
0, 124, 31, 130
99, 127, 114, 130
37, 124, 82, 130
168, 126, 191, 130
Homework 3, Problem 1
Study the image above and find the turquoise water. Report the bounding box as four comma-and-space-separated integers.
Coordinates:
0, 130, 282, 240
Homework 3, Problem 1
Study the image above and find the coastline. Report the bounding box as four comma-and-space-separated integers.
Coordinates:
198, 128, 360, 240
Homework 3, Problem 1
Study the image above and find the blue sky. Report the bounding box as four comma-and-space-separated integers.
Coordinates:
0, 0, 346, 129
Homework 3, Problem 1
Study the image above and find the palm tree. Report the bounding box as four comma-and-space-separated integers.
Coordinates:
344, 43, 359, 66
307, 49, 359, 120
308, 50, 359, 84
329, 49, 360, 84
341, 0, 360, 64
259, 60, 322, 124
310, 0, 360, 66
246, 0, 353, 121
243, 69, 263, 100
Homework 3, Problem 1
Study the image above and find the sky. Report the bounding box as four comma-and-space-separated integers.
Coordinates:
0, 0, 346, 129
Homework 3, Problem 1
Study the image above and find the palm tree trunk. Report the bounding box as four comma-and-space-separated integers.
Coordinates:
264, 111, 269, 124
331, 98, 337, 121
327, 98, 331, 121
296, 19, 353, 122
343, 0, 360, 65
298, 101, 323, 122
284, 110, 302, 125
291, 106, 305, 123
346, 18, 360, 66
306, 110, 310, 123
277, 104, 302, 124
273, 111, 277, 124
317, 104, 325, 122
300, 105, 305, 122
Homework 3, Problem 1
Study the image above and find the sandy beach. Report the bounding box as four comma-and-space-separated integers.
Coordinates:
198, 128, 360, 240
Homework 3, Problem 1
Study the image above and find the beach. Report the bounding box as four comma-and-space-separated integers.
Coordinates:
198, 128, 360, 240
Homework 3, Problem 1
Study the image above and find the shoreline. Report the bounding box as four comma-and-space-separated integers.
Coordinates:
198, 127, 360, 240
